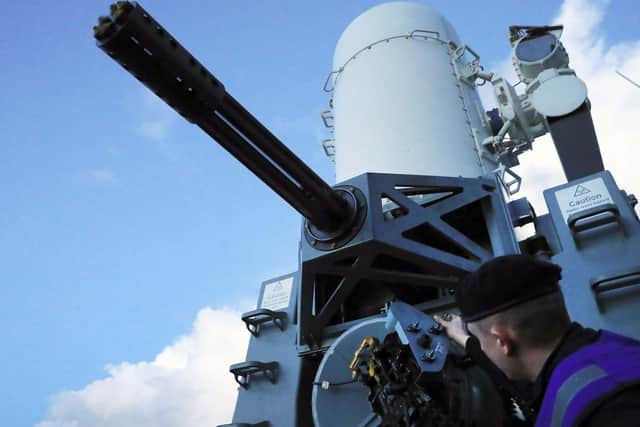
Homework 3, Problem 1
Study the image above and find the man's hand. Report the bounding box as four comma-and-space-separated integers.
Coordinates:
433, 313, 471, 348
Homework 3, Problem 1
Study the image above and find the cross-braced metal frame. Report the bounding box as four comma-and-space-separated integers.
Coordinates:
298, 173, 519, 350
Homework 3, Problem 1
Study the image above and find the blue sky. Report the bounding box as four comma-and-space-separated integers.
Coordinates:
1, 1, 638, 426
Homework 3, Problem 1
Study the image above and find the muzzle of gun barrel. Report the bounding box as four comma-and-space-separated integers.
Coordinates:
94, 1, 226, 124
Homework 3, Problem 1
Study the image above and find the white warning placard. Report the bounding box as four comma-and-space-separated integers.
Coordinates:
554, 177, 613, 223
261, 277, 294, 311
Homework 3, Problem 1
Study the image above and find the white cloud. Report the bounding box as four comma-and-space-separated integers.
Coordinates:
135, 89, 176, 142
89, 168, 119, 186
37, 307, 249, 427
138, 120, 173, 142
486, 0, 640, 212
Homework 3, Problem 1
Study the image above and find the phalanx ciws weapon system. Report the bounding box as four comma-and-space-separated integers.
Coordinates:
93, 2, 640, 426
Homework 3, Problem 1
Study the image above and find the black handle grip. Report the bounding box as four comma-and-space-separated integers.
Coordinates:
590, 268, 640, 312
241, 309, 287, 337
567, 203, 620, 235
229, 361, 279, 389
217, 422, 270, 427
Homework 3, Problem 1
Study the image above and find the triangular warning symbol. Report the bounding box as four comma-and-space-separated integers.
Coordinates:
573, 184, 591, 197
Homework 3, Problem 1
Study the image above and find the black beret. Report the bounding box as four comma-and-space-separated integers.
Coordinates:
457, 255, 562, 322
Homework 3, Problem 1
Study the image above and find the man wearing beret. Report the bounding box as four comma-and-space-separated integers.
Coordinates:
434, 254, 640, 427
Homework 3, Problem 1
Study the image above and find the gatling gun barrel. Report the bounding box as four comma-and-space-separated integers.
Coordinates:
93, 1, 353, 233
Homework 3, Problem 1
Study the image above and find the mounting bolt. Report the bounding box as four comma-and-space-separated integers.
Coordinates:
406, 322, 421, 333
429, 324, 444, 335
421, 350, 437, 363
440, 312, 453, 321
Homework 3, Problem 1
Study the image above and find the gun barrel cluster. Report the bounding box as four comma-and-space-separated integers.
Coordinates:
94, 1, 350, 232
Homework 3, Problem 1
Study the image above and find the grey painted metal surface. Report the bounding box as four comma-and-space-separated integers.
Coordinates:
544, 171, 640, 340
227, 170, 640, 426
386, 302, 450, 378
298, 172, 520, 352
312, 302, 452, 427
229, 171, 522, 426
312, 318, 388, 427
230, 273, 313, 426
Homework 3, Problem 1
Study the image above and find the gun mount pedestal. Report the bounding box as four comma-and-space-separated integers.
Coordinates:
231, 172, 521, 426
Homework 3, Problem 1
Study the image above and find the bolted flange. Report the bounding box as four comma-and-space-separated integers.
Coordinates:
304, 185, 367, 251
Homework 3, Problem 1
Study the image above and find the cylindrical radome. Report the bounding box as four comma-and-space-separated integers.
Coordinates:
330, 2, 494, 182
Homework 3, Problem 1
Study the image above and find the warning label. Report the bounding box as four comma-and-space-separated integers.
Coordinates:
261, 277, 294, 311
555, 178, 613, 223
573, 184, 591, 197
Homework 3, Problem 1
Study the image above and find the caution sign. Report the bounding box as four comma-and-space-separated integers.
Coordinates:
555, 177, 613, 223
573, 184, 591, 197
261, 277, 294, 311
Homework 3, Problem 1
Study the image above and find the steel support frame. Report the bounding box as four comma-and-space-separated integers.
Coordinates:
298, 172, 519, 350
